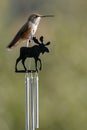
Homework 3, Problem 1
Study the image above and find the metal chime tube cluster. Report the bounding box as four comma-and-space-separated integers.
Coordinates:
25, 72, 39, 130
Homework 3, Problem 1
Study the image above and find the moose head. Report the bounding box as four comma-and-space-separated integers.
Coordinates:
33, 36, 50, 54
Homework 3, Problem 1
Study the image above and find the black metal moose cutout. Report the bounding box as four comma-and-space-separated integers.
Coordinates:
15, 36, 50, 72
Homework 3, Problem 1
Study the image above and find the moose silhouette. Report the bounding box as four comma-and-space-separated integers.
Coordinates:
15, 36, 50, 72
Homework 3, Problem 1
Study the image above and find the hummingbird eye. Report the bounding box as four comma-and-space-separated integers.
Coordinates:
34, 15, 38, 18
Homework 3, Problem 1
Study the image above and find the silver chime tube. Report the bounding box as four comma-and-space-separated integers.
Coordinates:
25, 72, 39, 130
34, 72, 39, 128
29, 73, 35, 130
25, 74, 30, 130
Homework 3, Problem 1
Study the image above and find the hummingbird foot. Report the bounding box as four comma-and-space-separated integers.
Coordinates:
26, 39, 30, 47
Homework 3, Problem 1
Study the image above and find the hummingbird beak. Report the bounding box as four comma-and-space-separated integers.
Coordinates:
40, 15, 54, 18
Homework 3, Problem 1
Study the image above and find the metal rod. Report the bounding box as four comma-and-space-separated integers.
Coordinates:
25, 74, 30, 130
26, 39, 31, 71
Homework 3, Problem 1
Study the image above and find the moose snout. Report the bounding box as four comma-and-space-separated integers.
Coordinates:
42, 48, 49, 54
46, 48, 49, 53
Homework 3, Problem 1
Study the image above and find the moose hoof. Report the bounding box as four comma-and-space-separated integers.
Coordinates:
35, 68, 38, 72
24, 68, 28, 72
39, 67, 42, 71
15, 68, 18, 72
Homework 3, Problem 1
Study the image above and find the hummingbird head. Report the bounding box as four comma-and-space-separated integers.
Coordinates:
28, 13, 54, 25
28, 13, 41, 25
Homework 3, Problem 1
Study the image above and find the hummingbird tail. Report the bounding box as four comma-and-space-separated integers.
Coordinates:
7, 43, 13, 48
7, 39, 20, 49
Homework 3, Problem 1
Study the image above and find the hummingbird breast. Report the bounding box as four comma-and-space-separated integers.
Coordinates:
21, 22, 37, 40
29, 21, 38, 37
21, 18, 40, 40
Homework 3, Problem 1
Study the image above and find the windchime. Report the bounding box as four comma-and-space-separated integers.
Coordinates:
15, 36, 50, 130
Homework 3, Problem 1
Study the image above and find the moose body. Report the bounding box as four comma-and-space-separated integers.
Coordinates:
15, 36, 50, 71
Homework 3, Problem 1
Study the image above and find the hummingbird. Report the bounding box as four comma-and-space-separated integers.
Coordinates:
7, 13, 54, 49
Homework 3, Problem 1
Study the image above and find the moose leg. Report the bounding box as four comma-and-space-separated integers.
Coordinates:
15, 57, 21, 71
38, 58, 42, 70
21, 58, 27, 70
35, 59, 38, 71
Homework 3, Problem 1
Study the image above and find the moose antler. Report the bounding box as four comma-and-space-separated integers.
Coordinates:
33, 36, 51, 46
39, 36, 44, 43
33, 37, 40, 44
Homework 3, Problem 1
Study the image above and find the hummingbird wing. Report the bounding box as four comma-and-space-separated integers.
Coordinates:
7, 22, 28, 48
